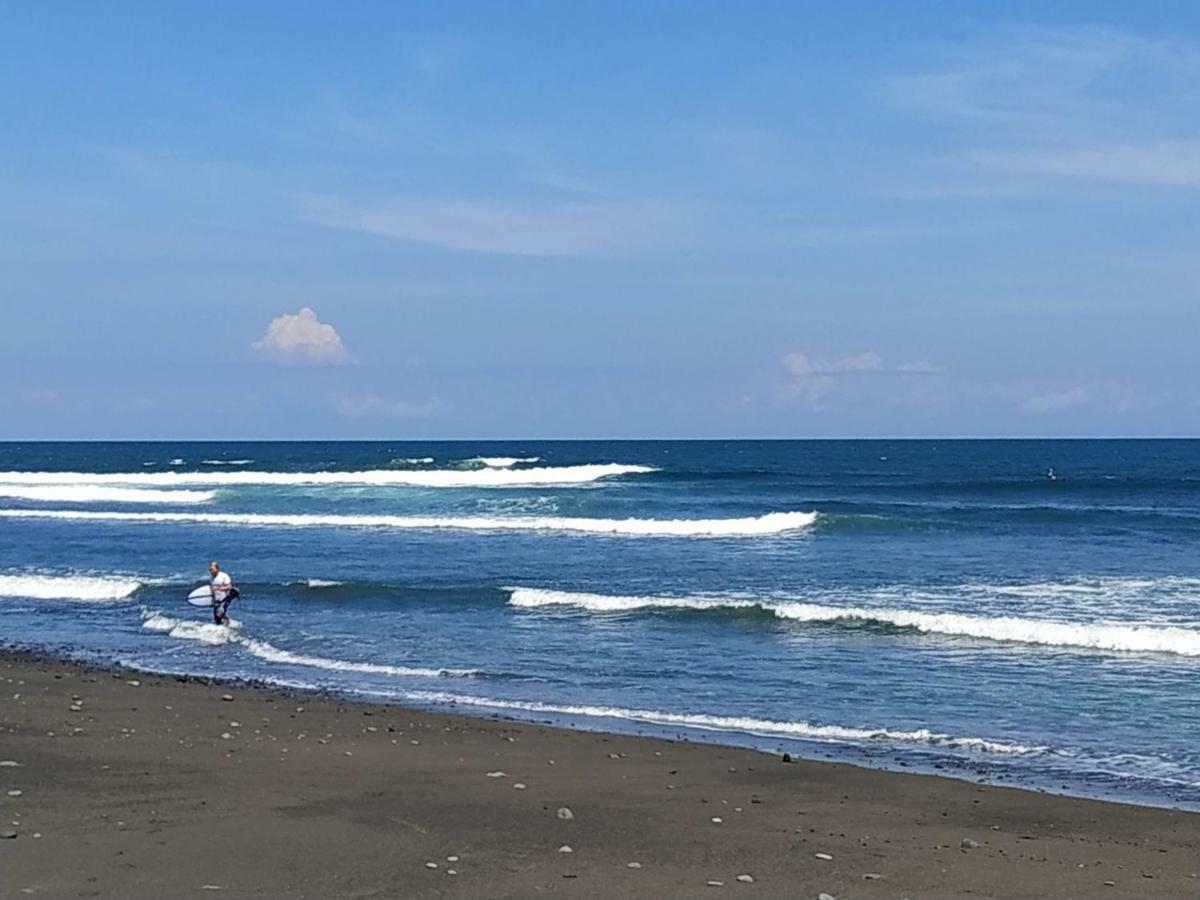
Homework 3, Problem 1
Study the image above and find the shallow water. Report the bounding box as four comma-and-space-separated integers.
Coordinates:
2, 440, 1198, 808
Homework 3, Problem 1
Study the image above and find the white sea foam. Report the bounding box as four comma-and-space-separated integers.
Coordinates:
0, 508, 818, 537
507, 588, 1200, 656
393, 457, 435, 465
0, 573, 141, 602
395, 690, 1045, 755
303, 578, 343, 588
200, 459, 254, 466
140, 611, 477, 676
168, 458, 185, 466
0, 485, 215, 504
0, 463, 653, 488
471, 456, 541, 468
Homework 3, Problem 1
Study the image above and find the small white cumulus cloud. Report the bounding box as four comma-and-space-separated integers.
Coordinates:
1018, 381, 1141, 416
254, 308, 349, 364
782, 351, 943, 406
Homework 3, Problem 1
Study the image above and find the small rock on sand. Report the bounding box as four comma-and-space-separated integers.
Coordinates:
707, 881, 724, 887
557, 807, 574, 820
221, 694, 233, 701
513, 783, 527, 790
1, 830, 18, 839
425, 862, 438, 869
0, 762, 20, 768
486, 771, 507, 778
7, 790, 22, 797
815, 852, 833, 860
559, 845, 573, 853
961, 838, 981, 849
736, 874, 754, 883
126, 680, 140, 687
627, 862, 642, 869
862, 873, 882, 880
711, 817, 723, 824
819, 894, 836, 900
447, 856, 459, 863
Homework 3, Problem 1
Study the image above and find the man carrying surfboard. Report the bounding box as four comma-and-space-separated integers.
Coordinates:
208, 560, 239, 625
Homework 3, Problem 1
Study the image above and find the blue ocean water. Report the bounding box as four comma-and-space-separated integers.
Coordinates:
1, 440, 1198, 808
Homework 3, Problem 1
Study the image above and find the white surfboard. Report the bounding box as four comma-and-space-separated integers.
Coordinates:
186, 585, 217, 607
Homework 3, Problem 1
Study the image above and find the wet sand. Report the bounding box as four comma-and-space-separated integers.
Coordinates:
2, 651, 1197, 899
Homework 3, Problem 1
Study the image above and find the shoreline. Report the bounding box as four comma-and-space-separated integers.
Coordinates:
3, 650, 1198, 898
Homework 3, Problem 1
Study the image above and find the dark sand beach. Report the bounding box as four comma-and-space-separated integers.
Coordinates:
2, 652, 1197, 899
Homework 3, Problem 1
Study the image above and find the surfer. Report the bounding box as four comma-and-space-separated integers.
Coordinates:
208, 560, 239, 625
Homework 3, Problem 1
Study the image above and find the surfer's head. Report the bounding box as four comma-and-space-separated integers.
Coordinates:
209, 561, 220, 576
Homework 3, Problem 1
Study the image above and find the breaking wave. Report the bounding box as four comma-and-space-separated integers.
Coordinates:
0, 463, 654, 489
0, 508, 818, 537
507, 587, 1200, 656
0, 573, 141, 602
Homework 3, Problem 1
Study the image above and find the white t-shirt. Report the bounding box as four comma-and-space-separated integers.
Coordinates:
210, 571, 232, 602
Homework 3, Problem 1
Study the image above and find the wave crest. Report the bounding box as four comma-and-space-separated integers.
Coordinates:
0, 463, 653, 488
507, 587, 1200, 656
0, 508, 818, 537
0, 573, 141, 602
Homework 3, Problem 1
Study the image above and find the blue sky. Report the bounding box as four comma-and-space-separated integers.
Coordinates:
2, 2, 1197, 438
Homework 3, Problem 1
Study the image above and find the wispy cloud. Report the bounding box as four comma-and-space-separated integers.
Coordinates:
254, 308, 349, 365
1017, 381, 1141, 416
782, 351, 944, 406
299, 194, 698, 257
887, 27, 1200, 192
333, 393, 444, 419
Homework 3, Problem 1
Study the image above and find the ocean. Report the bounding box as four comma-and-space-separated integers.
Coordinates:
1, 440, 1198, 809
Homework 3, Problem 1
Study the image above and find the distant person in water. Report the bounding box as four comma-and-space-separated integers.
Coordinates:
208, 560, 239, 625
1047, 467, 1057, 481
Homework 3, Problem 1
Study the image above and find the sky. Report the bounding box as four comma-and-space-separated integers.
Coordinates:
2, 2, 1198, 439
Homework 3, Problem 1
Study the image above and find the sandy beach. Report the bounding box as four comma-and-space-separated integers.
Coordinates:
0, 652, 1196, 899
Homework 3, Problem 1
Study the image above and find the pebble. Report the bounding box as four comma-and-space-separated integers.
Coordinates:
425, 862, 439, 870
68, 704, 83, 712
862, 873, 882, 880
220, 733, 232, 740
0, 762, 20, 768
1103, 881, 1116, 886
707, 881, 725, 887
126, 680, 140, 687
559, 845, 574, 853
447, 869, 457, 876
0, 830, 17, 839
711, 817, 723, 824
557, 807, 574, 820
7, 790, 22, 797
736, 874, 754, 883
815, 852, 833, 860
486, 771, 507, 778
447, 856, 459, 863
819, 894, 836, 900
961, 838, 981, 849
627, 862, 642, 869
513, 783, 527, 790
221, 694, 233, 701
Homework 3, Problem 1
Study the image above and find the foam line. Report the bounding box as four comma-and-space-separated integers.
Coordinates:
141, 612, 479, 677
0, 485, 215, 504
395, 690, 1046, 755
0, 508, 818, 537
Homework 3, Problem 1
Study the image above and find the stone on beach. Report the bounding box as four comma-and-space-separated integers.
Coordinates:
815, 852, 833, 860
736, 874, 754, 883
559, 845, 573, 853
557, 807, 574, 820
961, 838, 981, 849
